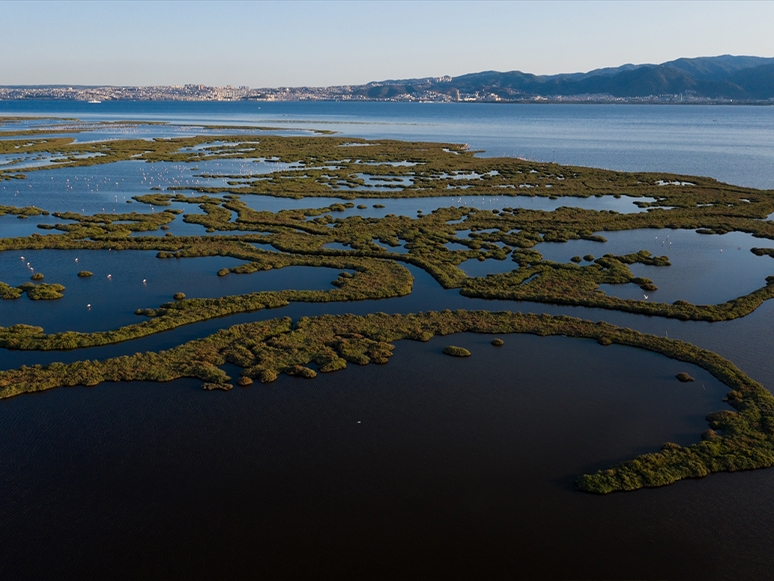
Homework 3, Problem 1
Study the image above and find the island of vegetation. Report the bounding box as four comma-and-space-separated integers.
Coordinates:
443, 345, 471, 357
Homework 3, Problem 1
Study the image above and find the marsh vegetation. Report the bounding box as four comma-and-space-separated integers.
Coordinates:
3, 118, 774, 493
0, 309, 772, 494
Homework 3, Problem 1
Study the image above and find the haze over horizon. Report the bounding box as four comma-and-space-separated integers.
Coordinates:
3, 0, 774, 87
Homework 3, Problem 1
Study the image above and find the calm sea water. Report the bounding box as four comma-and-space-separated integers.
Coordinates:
2, 100, 774, 189
2, 101, 774, 579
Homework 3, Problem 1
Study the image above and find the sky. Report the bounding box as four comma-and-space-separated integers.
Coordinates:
2, 1, 774, 87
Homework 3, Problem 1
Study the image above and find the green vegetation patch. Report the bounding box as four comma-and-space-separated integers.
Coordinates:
0, 282, 23, 300
0, 281, 64, 300
443, 345, 471, 357
18, 282, 65, 300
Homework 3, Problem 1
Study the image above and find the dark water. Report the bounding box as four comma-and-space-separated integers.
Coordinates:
2, 334, 758, 580
2, 102, 774, 579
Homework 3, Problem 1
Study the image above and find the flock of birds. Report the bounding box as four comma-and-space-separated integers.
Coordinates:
17, 255, 147, 310
14, 229, 748, 310
3, 144, 756, 313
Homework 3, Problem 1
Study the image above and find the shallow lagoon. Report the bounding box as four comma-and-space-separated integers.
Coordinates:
0, 120, 313, 143
534, 229, 774, 305
457, 255, 516, 277
4, 101, 773, 188
0, 158, 304, 216
0, 249, 345, 333
2, 158, 658, 218
0, 213, 70, 238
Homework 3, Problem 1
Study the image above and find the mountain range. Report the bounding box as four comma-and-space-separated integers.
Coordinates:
356, 55, 774, 101
2, 55, 773, 103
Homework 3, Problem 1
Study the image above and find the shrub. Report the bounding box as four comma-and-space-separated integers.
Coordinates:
443, 345, 471, 357
491, 338, 504, 346
202, 382, 233, 391
19, 282, 65, 300
287, 365, 317, 378
31, 273, 44, 281
676, 372, 695, 382
78, 271, 93, 277
173, 292, 186, 300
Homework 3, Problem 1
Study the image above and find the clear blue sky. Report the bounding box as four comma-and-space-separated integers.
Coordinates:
3, 1, 773, 87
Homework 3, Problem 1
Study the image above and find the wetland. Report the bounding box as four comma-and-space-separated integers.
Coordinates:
3, 103, 774, 579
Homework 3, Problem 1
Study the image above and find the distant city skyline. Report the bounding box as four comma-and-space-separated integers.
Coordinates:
3, 1, 774, 87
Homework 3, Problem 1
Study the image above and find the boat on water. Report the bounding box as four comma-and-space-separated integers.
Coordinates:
87, 99, 102, 104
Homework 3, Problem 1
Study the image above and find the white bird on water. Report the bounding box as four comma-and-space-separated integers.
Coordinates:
107, 274, 112, 279
643, 294, 649, 300
74, 258, 78, 263
87, 304, 91, 309
142, 279, 147, 284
